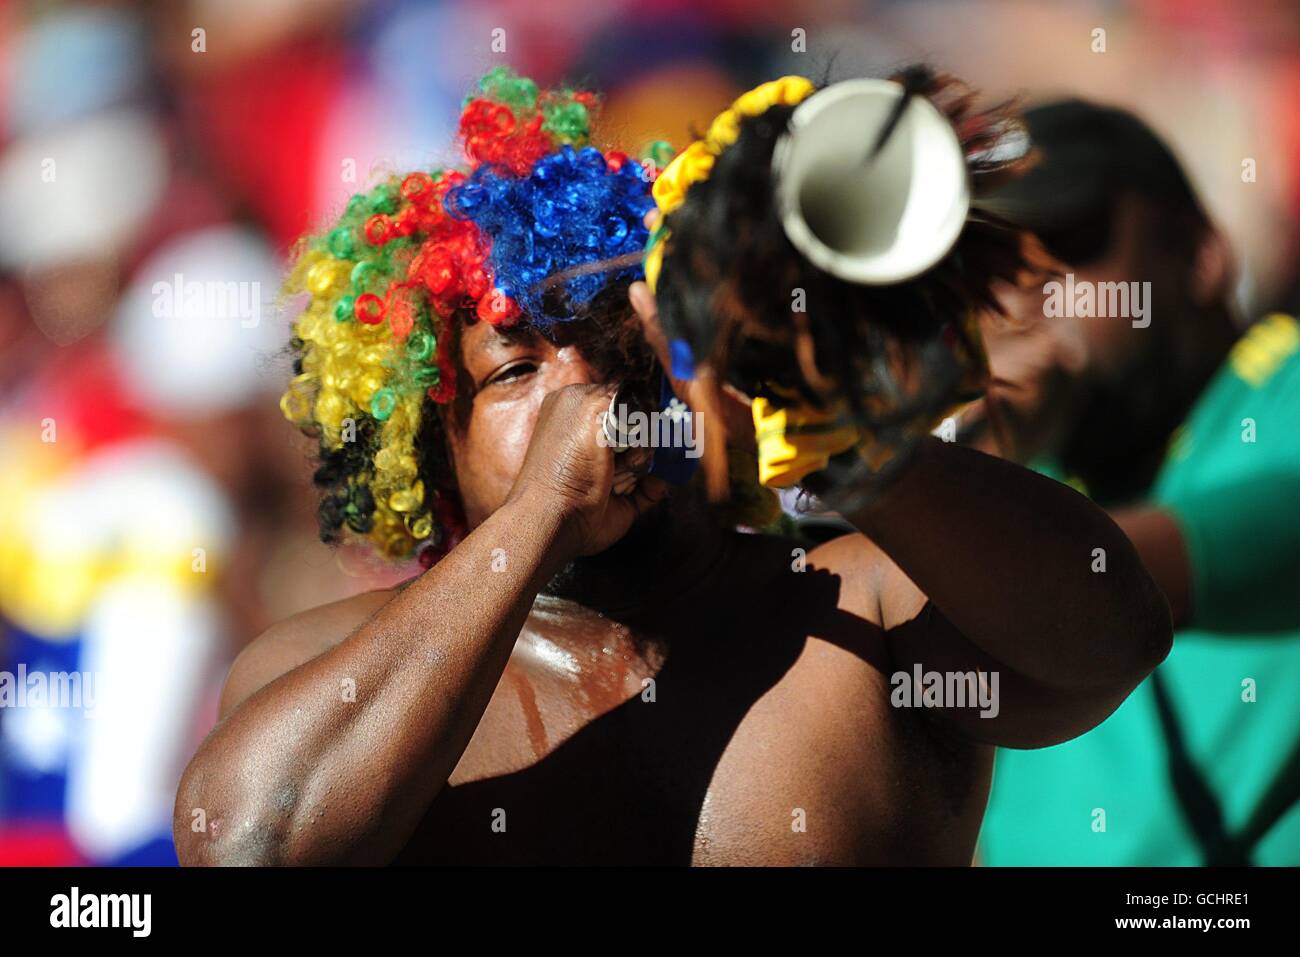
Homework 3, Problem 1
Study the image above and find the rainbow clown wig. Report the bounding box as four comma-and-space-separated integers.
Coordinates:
281, 68, 663, 565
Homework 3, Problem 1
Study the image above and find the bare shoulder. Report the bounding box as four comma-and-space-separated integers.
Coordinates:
778, 531, 899, 717
699, 532, 984, 863
803, 529, 923, 628
218, 586, 399, 718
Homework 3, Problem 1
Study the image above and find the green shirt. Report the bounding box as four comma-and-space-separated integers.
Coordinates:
980, 314, 1300, 866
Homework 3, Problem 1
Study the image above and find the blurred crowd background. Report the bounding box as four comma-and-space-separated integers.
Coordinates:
0, 0, 1296, 865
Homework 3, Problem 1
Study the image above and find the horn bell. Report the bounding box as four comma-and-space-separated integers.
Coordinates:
773, 78, 971, 286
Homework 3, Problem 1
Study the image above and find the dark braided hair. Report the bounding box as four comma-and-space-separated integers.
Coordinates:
653, 68, 1048, 443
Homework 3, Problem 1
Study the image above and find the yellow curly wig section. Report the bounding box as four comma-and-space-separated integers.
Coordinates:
280, 183, 437, 561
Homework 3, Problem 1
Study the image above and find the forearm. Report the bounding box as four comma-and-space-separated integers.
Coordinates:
175, 492, 571, 866
848, 438, 1172, 690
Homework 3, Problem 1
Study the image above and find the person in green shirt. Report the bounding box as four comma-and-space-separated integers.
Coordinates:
969, 99, 1300, 865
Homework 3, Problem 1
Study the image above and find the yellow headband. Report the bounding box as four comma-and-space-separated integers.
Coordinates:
751, 396, 859, 488
643, 76, 815, 292
752, 395, 970, 491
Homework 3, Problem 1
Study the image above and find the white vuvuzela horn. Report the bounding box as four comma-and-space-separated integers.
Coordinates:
772, 78, 970, 286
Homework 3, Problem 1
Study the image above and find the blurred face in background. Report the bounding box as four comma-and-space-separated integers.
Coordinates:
1000, 193, 1203, 386
995, 191, 1224, 501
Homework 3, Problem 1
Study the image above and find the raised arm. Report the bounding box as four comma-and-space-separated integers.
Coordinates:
173, 385, 663, 865
847, 438, 1173, 748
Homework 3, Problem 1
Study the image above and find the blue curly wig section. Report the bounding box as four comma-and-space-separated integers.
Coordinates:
445, 145, 655, 327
